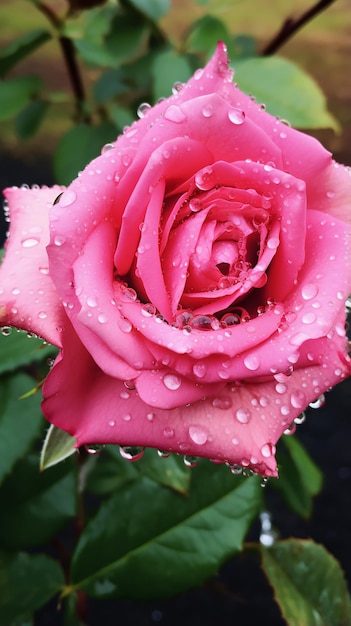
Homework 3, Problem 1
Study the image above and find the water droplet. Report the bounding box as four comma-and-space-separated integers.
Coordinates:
53, 235, 66, 247
290, 389, 306, 409
119, 318, 133, 333
195, 166, 215, 191
202, 103, 214, 118
137, 102, 151, 118
163, 426, 175, 438
189, 198, 202, 212
275, 382, 287, 395
188, 425, 208, 445
212, 396, 232, 410
284, 422, 296, 436
228, 108, 245, 125
119, 446, 145, 461
189, 314, 219, 331
183, 455, 198, 468
302, 312, 316, 325
1, 326, 12, 336
98, 313, 108, 324
261, 443, 274, 458
120, 287, 137, 302
163, 373, 181, 390
85, 444, 103, 455
87, 296, 98, 308
21, 237, 40, 248
294, 411, 306, 425
301, 283, 318, 300
38, 311, 48, 319
157, 450, 171, 458
59, 189, 77, 207
236, 408, 252, 423
244, 355, 260, 371
124, 380, 136, 390
164, 105, 186, 123
192, 362, 207, 378
259, 511, 278, 546
141, 303, 156, 317
101, 143, 114, 154
108, 419, 116, 427
309, 394, 325, 409
267, 237, 279, 250
172, 81, 184, 94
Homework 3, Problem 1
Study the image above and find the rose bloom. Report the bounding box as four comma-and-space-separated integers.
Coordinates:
1, 44, 351, 477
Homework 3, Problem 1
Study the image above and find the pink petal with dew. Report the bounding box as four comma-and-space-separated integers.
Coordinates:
72, 220, 154, 377
42, 320, 351, 478
0, 186, 66, 346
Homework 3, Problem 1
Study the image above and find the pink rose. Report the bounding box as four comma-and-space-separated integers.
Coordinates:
1, 43, 351, 477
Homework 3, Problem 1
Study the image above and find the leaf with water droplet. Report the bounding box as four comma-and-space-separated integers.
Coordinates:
261, 539, 351, 626
70, 463, 262, 600
40, 424, 77, 471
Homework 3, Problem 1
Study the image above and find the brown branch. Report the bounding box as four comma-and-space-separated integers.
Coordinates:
34, 1, 90, 122
262, 0, 339, 56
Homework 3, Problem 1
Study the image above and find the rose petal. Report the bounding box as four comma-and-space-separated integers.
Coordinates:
0, 186, 66, 346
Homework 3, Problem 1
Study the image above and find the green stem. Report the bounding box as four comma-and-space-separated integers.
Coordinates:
34, 1, 90, 122
262, 0, 338, 55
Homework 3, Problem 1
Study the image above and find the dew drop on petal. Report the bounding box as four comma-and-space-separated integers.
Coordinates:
236, 408, 252, 424
202, 103, 214, 118
163, 426, 175, 438
212, 396, 232, 410
290, 389, 306, 409
137, 102, 151, 118
244, 355, 260, 371
163, 374, 182, 390
119, 446, 145, 461
309, 394, 325, 409
301, 283, 318, 300
228, 108, 245, 125
59, 190, 77, 207
188, 425, 208, 445
21, 237, 40, 248
85, 444, 103, 455
294, 411, 306, 425
261, 443, 275, 458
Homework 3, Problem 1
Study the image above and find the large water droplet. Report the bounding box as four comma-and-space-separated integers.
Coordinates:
228, 108, 245, 125
188, 425, 208, 445
195, 166, 216, 191
290, 389, 306, 409
244, 355, 260, 371
163, 373, 181, 390
59, 189, 77, 207
192, 362, 207, 378
137, 102, 151, 118
301, 283, 318, 300
236, 408, 252, 423
309, 394, 325, 409
119, 446, 145, 461
21, 237, 40, 248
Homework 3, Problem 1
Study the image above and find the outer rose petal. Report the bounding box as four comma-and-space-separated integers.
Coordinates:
42, 322, 351, 478
0, 187, 66, 346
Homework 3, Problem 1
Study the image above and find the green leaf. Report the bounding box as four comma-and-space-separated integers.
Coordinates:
127, 0, 171, 21
233, 56, 339, 131
272, 436, 323, 518
53, 122, 117, 185
0, 330, 56, 376
0, 75, 42, 122
105, 12, 148, 67
15, 99, 49, 139
93, 69, 128, 104
151, 49, 194, 102
283, 436, 323, 497
186, 15, 233, 58
40, 424, 77, 470
108, 103, 135, 131
73, 39, 117, 68
70, 464, 262, 600
262, 539, 351, 626
0, 29, 51, 77
0, 373, 43, 485
0, 550, 64, 624
0, 454, 76, 549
